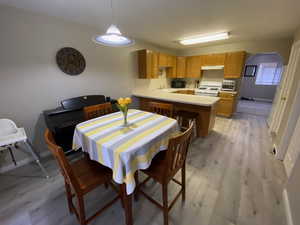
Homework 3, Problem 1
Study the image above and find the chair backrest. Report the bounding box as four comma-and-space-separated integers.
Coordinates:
83, 102, 113, 120
0, 119, 18, 136
44, 129, 80, 191
148, 102, 173, 118
164, 122, 194, 179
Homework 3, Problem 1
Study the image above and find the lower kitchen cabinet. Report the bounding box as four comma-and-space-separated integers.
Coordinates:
174, 90, 195, 95
217, 92, 237, 117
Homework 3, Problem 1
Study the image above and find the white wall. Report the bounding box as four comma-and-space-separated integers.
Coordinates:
0, 5, 174, 170
240, 53, 283, 101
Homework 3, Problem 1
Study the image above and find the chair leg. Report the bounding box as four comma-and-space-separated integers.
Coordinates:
182, 164, 186, 201
65, 181, 73, 214
8, 146, 17, 166
24, 140, 50, 178
162, 183, 169, 225
134, 171, 139, 201
77, 195, 86, 225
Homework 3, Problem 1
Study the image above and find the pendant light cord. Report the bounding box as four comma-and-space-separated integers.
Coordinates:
110, 0, 115, 25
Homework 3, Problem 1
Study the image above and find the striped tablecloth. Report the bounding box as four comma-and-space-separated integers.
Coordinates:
73, 109, 179, 194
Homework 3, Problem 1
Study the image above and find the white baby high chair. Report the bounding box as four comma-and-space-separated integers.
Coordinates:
0, 119, 49, 178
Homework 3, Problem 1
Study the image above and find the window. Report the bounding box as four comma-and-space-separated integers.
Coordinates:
255, 62, 281, 85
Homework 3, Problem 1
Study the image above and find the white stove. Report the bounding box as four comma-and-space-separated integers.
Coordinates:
195, 81, 222, 97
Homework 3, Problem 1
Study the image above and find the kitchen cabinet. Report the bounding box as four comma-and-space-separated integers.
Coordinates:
186, 56, 202, 78
158, 53, 168, 67
224, 51, 246, 78
159, 53, 176, 67
166, 66, 177, 78
176, 56, 186, 78
137, 49, 247, 79
138, 49, 159, 78
174, 90, 195, 95
201, 53, 226, 66
217, 92, 237, 117
159, 53, 177, 78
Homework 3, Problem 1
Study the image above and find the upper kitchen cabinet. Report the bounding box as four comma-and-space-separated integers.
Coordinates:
166, 67, 177, 78
158, 53, 176, 67
159, 53, 177, 78
224, 51, 246, 78
158, 53, 168, 67
176, 56, 186, 78
138, 49, 159, 79
201, 53, 226, 66
186, 56, 202, 78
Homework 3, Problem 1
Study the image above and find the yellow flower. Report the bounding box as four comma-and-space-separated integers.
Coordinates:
124, 97, 132, 104
118, 98, 125, 105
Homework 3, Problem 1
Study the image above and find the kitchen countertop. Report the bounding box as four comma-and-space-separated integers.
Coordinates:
219, 90, 238, 94
132, 89, 220, 106
158, 88, 195, 93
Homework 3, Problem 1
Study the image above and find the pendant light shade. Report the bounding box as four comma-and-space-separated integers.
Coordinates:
93, 24, 134, 47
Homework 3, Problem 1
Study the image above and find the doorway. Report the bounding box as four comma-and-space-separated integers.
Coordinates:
237, 53, 284, 117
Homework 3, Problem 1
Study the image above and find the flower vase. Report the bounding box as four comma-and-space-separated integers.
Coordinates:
123, 110, 128, 127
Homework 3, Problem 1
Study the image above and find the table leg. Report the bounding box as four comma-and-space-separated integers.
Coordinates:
120, 183, 133, 225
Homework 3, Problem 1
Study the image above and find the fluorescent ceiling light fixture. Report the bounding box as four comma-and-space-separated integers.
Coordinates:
180, 32, 229, 45
93, 24, 134, 47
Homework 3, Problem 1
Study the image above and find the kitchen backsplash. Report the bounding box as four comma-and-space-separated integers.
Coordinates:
201, 70, 224, 82
134, 69, 170, 90
134, 68, 238, 90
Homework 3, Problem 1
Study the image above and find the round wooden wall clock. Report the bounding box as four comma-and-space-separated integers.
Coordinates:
56, 47, 86, 75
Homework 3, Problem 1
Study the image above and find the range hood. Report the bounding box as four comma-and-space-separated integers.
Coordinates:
201, 65, 224, 70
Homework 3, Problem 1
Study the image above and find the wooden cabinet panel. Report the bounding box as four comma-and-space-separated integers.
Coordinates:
224, 51, 246, 78
176, 56, 186, 78
158, 53, 168, 67
219, 92, 236, 98
186, 56, 202, 78
166, 55, 176, 78
217, 98, 234, 117
166, 66, 176, 78
201, 53, 226, 66
138, 49, 159, 78
174, 90, 195, 95
159, 53, 175, 67
167, 55, 176, 67
217, 92, 237, 117
138, 50, 246, 79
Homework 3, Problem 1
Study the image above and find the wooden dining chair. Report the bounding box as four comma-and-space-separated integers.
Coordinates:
135, 122, 194, 225
83, 102, 113, 120
44, 129, 120, 225
148, 101, 174, 118
175, 110, 198, 139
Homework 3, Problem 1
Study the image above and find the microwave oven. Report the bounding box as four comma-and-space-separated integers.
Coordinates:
171, 79, 186, 88
222, 80, 236, 91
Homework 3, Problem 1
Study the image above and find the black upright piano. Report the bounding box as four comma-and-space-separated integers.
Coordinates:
44, 95, 117, 153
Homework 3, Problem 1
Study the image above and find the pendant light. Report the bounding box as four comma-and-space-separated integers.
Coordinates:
93, 0, 134, 47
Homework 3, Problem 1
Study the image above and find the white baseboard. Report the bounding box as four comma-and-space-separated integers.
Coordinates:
283, 189, 294, 225
0, 151, 51, 174
252, 97, 273, 103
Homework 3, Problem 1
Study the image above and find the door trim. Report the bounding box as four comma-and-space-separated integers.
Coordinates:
275, 40, 300, 160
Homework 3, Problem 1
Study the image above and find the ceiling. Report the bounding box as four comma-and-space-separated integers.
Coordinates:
1, 0, 300, 49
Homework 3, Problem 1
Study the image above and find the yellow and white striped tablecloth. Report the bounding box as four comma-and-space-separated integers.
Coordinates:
73, 109, 179, 194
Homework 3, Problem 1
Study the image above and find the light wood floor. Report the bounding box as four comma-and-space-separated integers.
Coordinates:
237, 100, 272, 117
0, 112, 287, 225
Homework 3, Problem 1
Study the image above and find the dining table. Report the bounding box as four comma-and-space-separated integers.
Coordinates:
73, 109, 179, 225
